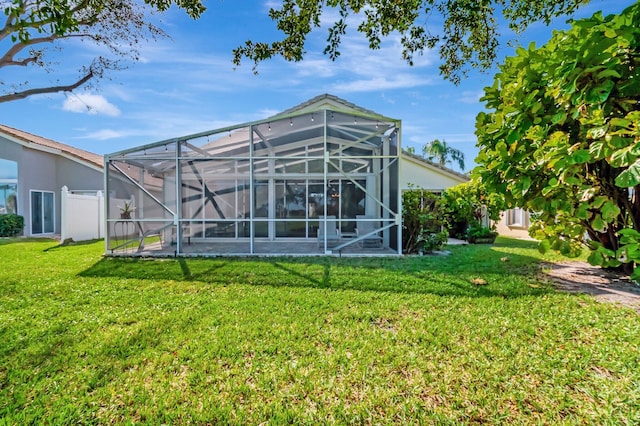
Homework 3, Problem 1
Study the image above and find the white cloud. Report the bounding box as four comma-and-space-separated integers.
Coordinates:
258, 108, 281, 117
458, 90, 484, 104
62, 93, 121, 116
331, 74, 433, 92
82, 129, 128, 140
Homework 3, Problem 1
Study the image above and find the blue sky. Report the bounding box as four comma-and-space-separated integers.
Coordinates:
0, 0, 633, 172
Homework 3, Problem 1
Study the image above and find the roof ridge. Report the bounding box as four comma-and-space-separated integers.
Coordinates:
271, 93, 393, 120
402, 149, 470, 180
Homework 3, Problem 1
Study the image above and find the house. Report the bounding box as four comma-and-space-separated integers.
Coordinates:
400, 150, 469, 192
494, 208, 532, 239
0, 124, 103, 237
104, 94, 468, 256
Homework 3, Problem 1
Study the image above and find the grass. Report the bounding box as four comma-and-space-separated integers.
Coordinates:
1, 237, 639, 424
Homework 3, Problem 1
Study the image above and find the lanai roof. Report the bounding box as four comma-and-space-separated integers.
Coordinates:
109, 94, 400, 159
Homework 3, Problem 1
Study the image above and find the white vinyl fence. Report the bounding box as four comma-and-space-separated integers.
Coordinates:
60, 186, 104, 242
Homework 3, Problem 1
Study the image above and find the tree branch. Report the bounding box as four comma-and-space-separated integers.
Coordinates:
0, 69, 94, 103
0, 33, 99, 68
0, 35, 57, 68
0, 0, 95, 43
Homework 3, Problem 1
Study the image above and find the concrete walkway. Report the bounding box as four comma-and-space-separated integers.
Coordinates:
447, 238, 468, 245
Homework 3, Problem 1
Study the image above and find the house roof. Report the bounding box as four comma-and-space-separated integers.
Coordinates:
401, 149, 470, 183
271, 93, 397, 122
0, 124, 103, 169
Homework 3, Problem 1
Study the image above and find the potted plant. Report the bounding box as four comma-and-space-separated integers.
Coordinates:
119, 200, 136, 219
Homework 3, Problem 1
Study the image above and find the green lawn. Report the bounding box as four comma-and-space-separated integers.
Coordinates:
1, 237, 638, 424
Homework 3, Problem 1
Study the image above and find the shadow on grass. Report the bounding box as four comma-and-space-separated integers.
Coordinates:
0, 237, 59, 246
44, 238, 104, 251
79, 238, 556, 299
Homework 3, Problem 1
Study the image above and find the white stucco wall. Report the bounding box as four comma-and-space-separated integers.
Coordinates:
400, 154, 468, 191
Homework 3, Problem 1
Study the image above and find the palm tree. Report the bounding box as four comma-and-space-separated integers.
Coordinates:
422, 139, 465, 171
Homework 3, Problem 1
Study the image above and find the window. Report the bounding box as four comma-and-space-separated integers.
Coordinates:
0, 158, 18, 214
506, 208, 527, 227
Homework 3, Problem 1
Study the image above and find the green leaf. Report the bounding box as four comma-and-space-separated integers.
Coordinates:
587, 250, 604, 266
603, 28, 618, 38
608, 136, 629, 149
591, 215, 606, 233
615, 159, 640, 187
609, 145, 638, 167
619, 228, 640, 244
568, 149, 591, 164
597, 69, 621, 79
496, 141, 508, 158
609, 117, 632, 129
619, 228, 640, 237
587, 126, 607, 139
564, 176, 581, 185
592, 196, 607, 208
538, 239, 550, 254
601, 201, 621, 221
576, 203, 590, 220
521, 175, 532, 194
589, 140, 608, 159
551, 112, 567, 125
586, 80, 615, 104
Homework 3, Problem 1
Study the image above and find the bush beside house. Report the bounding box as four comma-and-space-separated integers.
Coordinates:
402, 188, 448, 254
402, 180, 504, 250
0, 214, 24, 237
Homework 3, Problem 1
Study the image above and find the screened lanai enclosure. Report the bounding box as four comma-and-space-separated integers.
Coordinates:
105, 96, 401, 256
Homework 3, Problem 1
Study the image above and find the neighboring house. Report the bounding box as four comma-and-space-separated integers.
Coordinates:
494, 207, 532, 239
400, 150, 469, 192
104, 94, 468, 256
0, 124, 103, 237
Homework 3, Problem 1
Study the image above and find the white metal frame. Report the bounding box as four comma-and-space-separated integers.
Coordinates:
105, 105, 402, 256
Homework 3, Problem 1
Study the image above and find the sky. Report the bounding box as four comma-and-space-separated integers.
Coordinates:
0, 0, 634, 173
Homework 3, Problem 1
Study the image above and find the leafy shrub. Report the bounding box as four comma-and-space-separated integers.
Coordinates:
467, 223, 498, 244
441, 180, 504, 239
475, 3, 640, 272
417, 229, 449, 253
402, 187, 447, 254
0, 214, 24, 237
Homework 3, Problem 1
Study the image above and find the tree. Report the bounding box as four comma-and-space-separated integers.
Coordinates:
232, 0, 592, 84
0, 0, 206, 103
475, 3, 640, 276
402, 187, 448, 254
422, 139, 465, 171
441, 180, 504, 238
1, 0, 597, 103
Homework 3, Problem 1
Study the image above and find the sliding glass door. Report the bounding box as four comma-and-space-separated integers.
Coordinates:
31, 191, 54, 234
